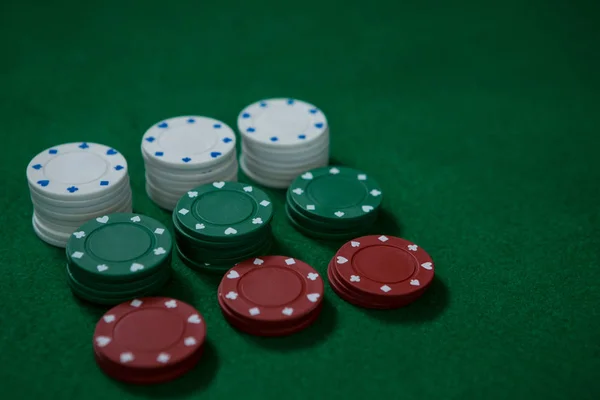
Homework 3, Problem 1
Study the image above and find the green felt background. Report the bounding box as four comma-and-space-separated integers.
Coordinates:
1, 0, 599, 399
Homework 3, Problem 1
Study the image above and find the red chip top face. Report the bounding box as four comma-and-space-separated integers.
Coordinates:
219, 256, 324, 322
93, 297, 206, 369
333, 235, 434, 297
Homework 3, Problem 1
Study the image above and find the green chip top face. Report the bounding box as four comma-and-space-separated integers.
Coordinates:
288, 166, 383, 220
66, 213, 172, 280
175, 181, 274, 239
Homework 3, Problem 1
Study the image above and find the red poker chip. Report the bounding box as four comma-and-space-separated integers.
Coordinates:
217, 290, 322, 337
93, 297, 207, 373
332, 235, 434, 299
219, 256, 324, 323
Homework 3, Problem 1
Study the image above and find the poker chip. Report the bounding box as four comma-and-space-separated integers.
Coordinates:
218, 256, 324, 336
328, 235, 435, 309
65, 213, 172, 304
285, 166, 382, 240
237, 98, 330, 188
93, 297, 206, 384
141, 116, 238, 210
26, 142, 133, 247
173, 182, 274, 273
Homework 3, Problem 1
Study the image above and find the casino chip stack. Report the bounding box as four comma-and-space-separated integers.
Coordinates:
237, 98, 329, 189
142, 116, 238, 211
93, 297, 206, 384
173, 181, 274, 274
27, 142, 132, 248
218, 256, 324, 336
285, 166, 383, 240
328, 235, 435, 309
66, 213, 172, 305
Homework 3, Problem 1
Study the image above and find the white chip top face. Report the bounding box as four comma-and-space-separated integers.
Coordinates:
237, 98, 328, 146
141, 116, 236, 167
26, 142, 128, 199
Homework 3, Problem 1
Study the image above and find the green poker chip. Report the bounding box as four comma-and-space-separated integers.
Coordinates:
285, 203, 365, 241
288, 166, 383, 222
66, 213, 172, 282
174, 181, 273, 241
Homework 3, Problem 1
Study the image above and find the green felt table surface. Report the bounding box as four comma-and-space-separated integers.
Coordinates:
1, 0, 599, 399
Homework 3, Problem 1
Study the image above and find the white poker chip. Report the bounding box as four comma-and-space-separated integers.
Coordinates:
142, 116, 236, 168
26, 142, 128, 200
237, 98, 328, 147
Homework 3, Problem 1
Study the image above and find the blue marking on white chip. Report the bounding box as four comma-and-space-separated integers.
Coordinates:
158, 122, 168, 128
67, 186, 79, 193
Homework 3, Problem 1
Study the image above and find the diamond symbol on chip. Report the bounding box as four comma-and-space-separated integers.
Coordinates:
103, 314, 116, 323
285, 258, 296, 265
226, 291, 238, 300
408, 244, 418, 251
120, 352, 134, 363
178, 208, 190, 215
184, 337, 197, 346
130, 299, 143, 307
95, 336, 111, 347
329, 167, 340, 174
307, 205, 315, 210
282, 308, 294, 316
252, 218, 263, 225
292, 188, 304, 195
357, 174, 367, 180
157, 353, 171, 364
249, 307, 260, 316
154, 228, 165, 235
370, 189, 382, 197
410, 279, 421, 286
378, 235, 389, 242
380, 285, 392, 293
307, 272, 319, 281
71, 251, 84, 259
260, 200, 270, 207
165, 300, 178, 308
350, 275, 360, 282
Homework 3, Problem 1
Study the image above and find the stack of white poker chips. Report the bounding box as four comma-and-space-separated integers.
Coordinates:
26, 142, 132, 248
141, 116, 238, 211
237, 98, 330, 189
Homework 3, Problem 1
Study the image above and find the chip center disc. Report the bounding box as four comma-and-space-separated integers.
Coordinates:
87, 224, 153, 262
240, 267, 303, 306
44, 152, 108, 184
308, 176, 366, 208
354, 246, 416, 283
254, 106, 310, 137
114, 309, 184, 351
159, 124, 218, 154
193, 191, 254, 225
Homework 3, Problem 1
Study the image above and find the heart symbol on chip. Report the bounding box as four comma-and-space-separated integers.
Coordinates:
97, 264, 108, 272
96, 216, 109, 224
130, 216, 141, 222
213, 181, 225, 189
329, 167, 340, 174
195, 223, 205, 230
307, 293, 320, 302
73, 231, 85, 239
421, 262, 433, 270
187, 314, 201, 324
243, 186, 253, 192
227, 270, 240, 279
120, 353, 134, 363
410, 279, 420, 286
130, 263, 144, 272
301, 172, 313, 180
337, 256, 348, 264
188, 191, 198, 198
282, 308, 294, 316
351, 241, 360, 247
224, 227, 237, 235
362, 205, 374, 213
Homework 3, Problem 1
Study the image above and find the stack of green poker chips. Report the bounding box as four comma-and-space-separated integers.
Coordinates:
65, 213, 173, 305
173, 181, 274, 274
285, 166, 383, 240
